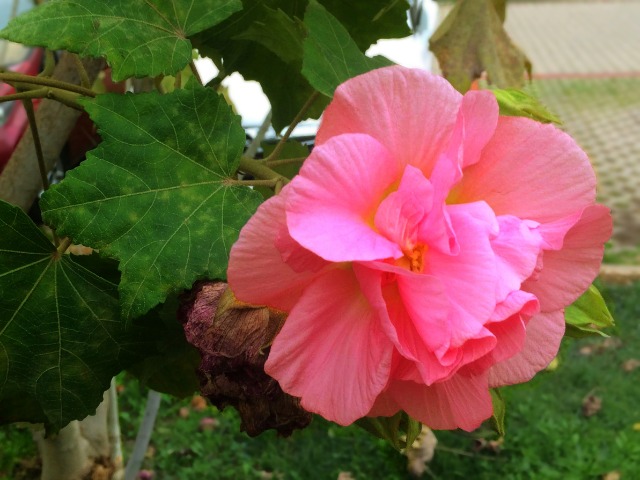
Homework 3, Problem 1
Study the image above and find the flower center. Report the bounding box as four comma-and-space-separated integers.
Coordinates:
397, 244, 427, 273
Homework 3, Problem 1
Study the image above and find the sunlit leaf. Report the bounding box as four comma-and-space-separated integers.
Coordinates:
0, 0, 242, 80
41, 87, 262, 320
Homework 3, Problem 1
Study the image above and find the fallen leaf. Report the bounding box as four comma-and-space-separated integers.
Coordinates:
406, 426, 438, 478
190, 395, 207, 412
622, 359, 640, 372
580, 345, 595, 356
429, 0, 531, 92
337, 473, 354, 480
582, 393, 602, 417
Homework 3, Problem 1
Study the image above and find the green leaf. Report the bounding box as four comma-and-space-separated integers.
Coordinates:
232, 6, 305, 64
429, 0, 531, 92
302, 0, 393, 97
356, 411, 422, 451
127, 296, 200, 398
489, 389, 506, 437
41, 87, 262, 320
192, 0, 408, 129
491, 88, 561, 124
0, 0, 242, 80
565, 284, 615, 338
0, 201, 122, 431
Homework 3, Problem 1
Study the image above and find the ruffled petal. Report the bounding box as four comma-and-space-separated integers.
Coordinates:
428, 203, 499, 329
316, 66, 462, 176
286, 133, 403, 262
488, 310, 565, 387
265, 268, 393, 426
388, 372, 493, 431
524, 205, 612, 311
374, 165, 434, 249
228, 189, 327, 311
492, 215, 544, 301
452, 116, 597, 223
464, 290, 539, 375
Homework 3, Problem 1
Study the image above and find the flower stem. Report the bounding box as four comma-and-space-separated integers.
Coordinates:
265, 91, 319, 162
71, 54, 91, 89
238, 156, 289, 185
262, 156, 307, 168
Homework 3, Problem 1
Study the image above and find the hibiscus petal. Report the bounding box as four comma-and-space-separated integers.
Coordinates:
492, 215, 544, 301
265, 268, 393, 426
388, 373, 493, 431
452, 116, 597, 223
374, 165, 434, 248
524, 205, 612, 311
287, 133, 403, 262
228, 189, 326, 311
429, 203, 499, 329
316, 66, 462, 176
464, 290, 539, 375
488, 310, 565, 387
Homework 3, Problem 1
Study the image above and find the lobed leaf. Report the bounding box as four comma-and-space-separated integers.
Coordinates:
0, 0, 242, 80
41, 87, 262, 320
0, 202, 121, 431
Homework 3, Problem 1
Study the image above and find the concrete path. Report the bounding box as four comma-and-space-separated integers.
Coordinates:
437, 1, 640, 251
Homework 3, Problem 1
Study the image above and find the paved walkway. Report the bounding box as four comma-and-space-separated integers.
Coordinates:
437, 1, 640, 251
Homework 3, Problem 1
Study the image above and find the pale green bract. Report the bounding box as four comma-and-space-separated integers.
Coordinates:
0, 0, 242, 80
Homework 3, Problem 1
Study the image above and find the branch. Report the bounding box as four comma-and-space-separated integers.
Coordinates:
0, 71, 96, 97
238, 156, 289, 185
265, 91, 319, 162
0, 54, 104, 211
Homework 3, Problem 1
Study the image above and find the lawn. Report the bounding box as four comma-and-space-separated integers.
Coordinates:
2, 280, 639, 479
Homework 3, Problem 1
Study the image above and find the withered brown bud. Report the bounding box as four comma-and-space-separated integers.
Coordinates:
179, 281, 312, 437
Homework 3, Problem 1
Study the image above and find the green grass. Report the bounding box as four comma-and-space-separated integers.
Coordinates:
2, 281, 640, 479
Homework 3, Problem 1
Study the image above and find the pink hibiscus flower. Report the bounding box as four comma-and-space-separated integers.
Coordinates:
228, 66, 612, 431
